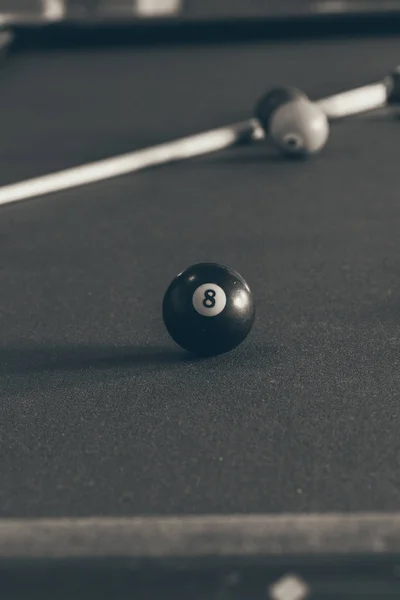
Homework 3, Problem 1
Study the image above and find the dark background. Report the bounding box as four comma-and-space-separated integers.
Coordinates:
0, 26, 400, 518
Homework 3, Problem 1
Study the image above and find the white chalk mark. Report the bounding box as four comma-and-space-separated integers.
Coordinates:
42, 0, 66, 21
269, 574, 310, 600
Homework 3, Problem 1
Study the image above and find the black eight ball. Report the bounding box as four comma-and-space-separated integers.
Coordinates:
162, 263, 255, 356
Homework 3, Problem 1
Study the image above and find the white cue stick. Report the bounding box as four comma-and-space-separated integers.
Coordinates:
317, 82, 387, 119
0, 80, 391, 207
0, 120, 262, 207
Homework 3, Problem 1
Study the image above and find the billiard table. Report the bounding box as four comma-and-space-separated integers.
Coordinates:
2, 3, 400, 598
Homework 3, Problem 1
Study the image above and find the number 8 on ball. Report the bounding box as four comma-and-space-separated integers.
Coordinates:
192, 283, 227, 317
162, 263, 255, 356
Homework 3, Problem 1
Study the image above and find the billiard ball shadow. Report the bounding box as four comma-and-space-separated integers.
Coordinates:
197, 142, 317, 167
352, 106, 399, 121
0, 341, 277, 375
0, 344, 190, 375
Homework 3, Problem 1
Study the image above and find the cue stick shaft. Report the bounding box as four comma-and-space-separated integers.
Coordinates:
317, 82, 387, 118
0, 79, 391, 207
0, 120, 259, 206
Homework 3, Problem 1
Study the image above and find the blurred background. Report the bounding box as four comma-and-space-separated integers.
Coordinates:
2, 0, 400, 24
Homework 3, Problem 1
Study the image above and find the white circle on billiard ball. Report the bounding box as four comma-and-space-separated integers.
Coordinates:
192, 283, 227, 317
282, 132, 304, 151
